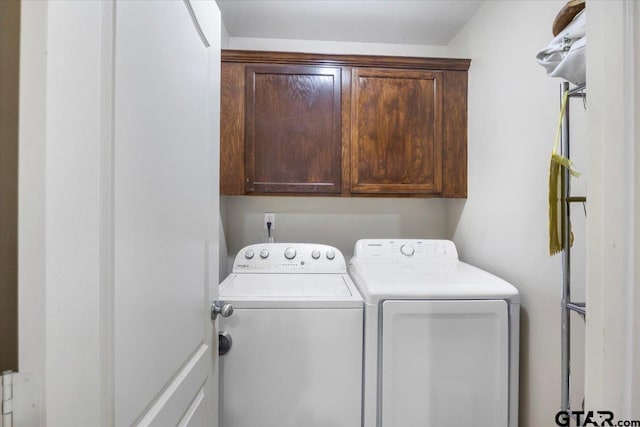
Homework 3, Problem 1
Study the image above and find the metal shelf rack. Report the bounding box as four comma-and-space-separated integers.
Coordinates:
559, 81, 587, 415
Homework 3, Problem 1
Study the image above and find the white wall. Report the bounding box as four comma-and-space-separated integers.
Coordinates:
223, 196, 448, 261
228, 36, 448, 57
446, 1, 586, 426
221, 19, 229, 48
220, 37, 450, 266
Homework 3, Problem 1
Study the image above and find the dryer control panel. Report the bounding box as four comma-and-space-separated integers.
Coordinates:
233, 243, 347, 274
352, 239, 459, 263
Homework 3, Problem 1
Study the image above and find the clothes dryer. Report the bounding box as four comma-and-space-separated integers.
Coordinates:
349, 239, 519, 427
218, 243, 363, 427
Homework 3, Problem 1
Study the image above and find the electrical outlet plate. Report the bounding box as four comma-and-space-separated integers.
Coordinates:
264, 212, 275, 230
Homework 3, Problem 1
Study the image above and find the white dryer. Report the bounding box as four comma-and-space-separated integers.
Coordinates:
218, 243, 363, 427
348, 239, 520, 427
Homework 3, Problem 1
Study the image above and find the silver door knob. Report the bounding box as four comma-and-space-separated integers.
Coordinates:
211, 301, 234, 320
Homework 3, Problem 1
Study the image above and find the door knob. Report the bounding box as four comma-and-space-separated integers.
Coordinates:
211, 301, 234, 320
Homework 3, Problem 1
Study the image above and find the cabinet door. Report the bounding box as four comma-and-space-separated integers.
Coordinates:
351, 68, 443, 194
245, 65, 341, 193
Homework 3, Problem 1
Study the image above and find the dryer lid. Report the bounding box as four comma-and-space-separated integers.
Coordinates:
348, 260, 519, 303
348, 239, 519, 304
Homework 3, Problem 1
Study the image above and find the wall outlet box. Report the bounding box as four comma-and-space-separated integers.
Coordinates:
264, 212, 275, 230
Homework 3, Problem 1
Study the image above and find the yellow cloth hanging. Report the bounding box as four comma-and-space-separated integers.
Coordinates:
549, 90, 581, 256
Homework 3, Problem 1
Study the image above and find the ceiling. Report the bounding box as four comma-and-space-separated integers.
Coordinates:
217, 1, 483, 46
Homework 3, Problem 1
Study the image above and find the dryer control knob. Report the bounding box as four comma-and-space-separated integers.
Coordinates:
400, 244, 415, 257
284, 247, 297, 260
326, 250, 336, 260
260, 249, 269, 259
311, 249, 321, 259
244, 249, 255, 259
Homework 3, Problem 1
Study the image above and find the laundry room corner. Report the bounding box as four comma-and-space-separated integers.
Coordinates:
446, 1, 587, 426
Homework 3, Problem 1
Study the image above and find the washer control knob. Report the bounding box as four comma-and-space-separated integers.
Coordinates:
311, 249, 321, 259
284, 247, 297, 260
260, 249, 269, 259
400, 244, 415, 257
326, 250, 335, 260
244, 249, 255, 259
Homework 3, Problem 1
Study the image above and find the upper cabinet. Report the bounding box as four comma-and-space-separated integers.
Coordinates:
350, 68, 443, 194
220, 50, 470, 197
245, 64, 342, 194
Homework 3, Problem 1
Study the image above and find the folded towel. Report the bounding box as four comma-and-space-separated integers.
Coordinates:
537, 10, 586, 86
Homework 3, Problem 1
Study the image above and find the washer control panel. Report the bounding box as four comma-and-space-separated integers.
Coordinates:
233, 243, 347, 273
352, 239, 459, 263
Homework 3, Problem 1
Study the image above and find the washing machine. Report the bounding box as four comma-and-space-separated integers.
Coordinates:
218, 243, 363, 427
348, 239, 520, 427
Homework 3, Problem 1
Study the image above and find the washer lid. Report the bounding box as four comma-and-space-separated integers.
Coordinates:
348, 260, 519, 304
219, 274, 363, 308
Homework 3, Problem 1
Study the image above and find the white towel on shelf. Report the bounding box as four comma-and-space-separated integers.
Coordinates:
536, 10, 586, 85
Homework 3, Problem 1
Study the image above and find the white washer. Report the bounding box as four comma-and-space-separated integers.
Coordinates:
349, 239, 520, 427
218, 243, 363, 427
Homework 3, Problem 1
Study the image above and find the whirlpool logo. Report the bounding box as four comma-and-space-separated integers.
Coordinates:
555, 411, 640, 426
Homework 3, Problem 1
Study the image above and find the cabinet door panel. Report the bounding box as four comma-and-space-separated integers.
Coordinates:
246, 65, 341, 193
351, 68, 443, 194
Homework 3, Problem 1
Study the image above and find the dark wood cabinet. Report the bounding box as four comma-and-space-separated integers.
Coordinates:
350, 68, 443, 194
220, 63, 245, 195
245, 65, 341, 193
220, 50, 470, 197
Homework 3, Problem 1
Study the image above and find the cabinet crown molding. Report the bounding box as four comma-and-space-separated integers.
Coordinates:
222, 49, 471, 72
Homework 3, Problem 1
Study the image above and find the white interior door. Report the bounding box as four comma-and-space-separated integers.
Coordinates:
381, 299, 509, 427
113, 1, 220, 425
18, 1, 221, 425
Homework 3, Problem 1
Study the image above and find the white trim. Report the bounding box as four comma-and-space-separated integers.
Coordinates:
585, 0, 640, 417
98, 1, 116, 425
177, 388, 205, 427
623, 0, 638, 415
20, 1, 109, 423
134, 344, 208, 427
17, 0, 48, 420
183, 0, 210, 48
629, 0, 640, 416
